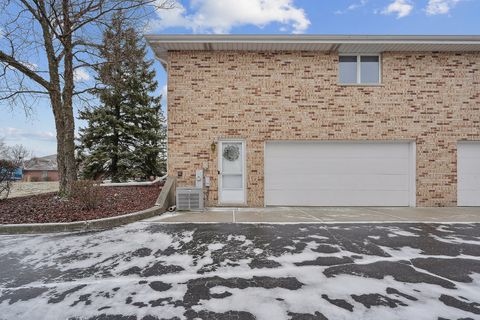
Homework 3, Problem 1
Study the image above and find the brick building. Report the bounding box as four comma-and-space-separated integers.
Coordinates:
147, 35, 480, 207
23, 154, 59, 182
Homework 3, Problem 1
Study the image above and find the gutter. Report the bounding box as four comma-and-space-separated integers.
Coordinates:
145, 34, 480, 45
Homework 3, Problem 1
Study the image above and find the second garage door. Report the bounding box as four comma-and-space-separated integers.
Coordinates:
265, 141, 415, 207
458, 142, 480, 206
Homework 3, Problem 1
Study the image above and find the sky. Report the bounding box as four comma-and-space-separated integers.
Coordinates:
1, 0, 479, 157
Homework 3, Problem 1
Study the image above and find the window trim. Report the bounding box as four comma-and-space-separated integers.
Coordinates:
338, 53, 382, 86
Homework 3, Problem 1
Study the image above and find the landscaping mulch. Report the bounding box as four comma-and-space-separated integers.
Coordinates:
0, 184, 162, 224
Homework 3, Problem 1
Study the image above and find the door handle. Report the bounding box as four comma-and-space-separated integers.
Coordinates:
218, 170, 221, 175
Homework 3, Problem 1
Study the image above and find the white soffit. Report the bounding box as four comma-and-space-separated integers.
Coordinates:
146, 34, 480, 65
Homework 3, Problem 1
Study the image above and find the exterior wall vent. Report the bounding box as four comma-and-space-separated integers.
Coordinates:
176, 187, 204, 211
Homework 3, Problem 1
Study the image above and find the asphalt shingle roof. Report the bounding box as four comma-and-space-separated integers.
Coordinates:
23, 154, 58, 171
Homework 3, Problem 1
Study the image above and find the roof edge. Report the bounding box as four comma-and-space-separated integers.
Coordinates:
146, 34, 480, 69
145, 34, 480, 44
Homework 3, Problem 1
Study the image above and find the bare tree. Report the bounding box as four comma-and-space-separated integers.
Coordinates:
8, 144, 31, 163
0, 0, 172, 195
0, 139, 29, 200
0, 139, 10, 199
0, 159, 16, 200
0, 138, 7, 159
0, 139, 30, 163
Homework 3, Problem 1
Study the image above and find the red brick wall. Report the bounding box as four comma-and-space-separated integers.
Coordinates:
23, 170, 59, 182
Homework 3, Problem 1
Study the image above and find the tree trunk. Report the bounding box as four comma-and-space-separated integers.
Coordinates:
59, 0, 77, 195
54, 108, 68, 195
55, 110, 77, 195
62, 112, 77, 194
51, 91, 76, 196
111, 104, 120, 183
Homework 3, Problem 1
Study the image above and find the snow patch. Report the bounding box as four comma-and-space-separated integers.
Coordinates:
208, 243, 225, 251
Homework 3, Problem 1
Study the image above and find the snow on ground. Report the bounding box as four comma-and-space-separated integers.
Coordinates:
0, 222, 480, 320
8, 182, 59, 198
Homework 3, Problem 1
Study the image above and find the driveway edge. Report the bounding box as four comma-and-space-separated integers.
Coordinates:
0, 176, 176, 234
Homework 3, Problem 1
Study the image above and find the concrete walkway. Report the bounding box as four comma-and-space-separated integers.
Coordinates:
146, 206, 480, 223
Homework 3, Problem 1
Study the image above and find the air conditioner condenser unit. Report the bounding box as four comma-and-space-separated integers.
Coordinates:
176, 187, 204, 211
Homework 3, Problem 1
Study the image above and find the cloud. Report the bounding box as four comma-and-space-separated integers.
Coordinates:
73, 68, 91, 82
150, 0, 310, 34
161, 84, 168, 98
382, 0, 413, 18
0, 127, 56, 142
347, 0, 368, 11
348, 0, 368, 11
335, 0, 368, 14
426, 0, 460, 15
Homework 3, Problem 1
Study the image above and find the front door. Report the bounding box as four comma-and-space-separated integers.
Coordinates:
219, 140, 245, 205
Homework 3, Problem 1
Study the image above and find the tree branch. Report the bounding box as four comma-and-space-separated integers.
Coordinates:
0, 51, 51, 90
0, 90, 49, 100
73, 85, 98, 96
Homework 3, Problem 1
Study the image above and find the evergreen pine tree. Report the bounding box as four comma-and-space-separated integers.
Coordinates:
78, 13, 166, 182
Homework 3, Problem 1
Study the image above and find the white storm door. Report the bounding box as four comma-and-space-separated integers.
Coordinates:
219, 140, 246, 205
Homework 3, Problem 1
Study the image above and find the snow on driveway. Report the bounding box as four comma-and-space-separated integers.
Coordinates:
0, 222, 480, 320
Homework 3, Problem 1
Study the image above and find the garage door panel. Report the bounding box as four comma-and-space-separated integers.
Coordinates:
265, 141, 413, 207
265, 190, 410, 207
458, 143, 480, 206
457, 145, 480, 158
458, 175, 480, 190
266, 142, 410, 158
458, 158, 480, 174
265, 158, 409, 175
458, 190, 480, 206
267, 174, 409, 191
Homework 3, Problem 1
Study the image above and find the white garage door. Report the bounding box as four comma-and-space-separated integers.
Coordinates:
458, 142, 480, 206
265, 141, 415, 207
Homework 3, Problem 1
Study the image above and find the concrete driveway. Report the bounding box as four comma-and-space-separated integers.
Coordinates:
148, 207, 480, 223
1, 221, 479, 320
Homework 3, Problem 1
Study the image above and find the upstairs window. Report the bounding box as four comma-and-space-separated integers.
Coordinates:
339, 55, 380, 85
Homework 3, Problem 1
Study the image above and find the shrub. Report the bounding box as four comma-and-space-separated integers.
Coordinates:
0, 159, 16, 200
72, 180, 101, 210
30, 176, 40, 182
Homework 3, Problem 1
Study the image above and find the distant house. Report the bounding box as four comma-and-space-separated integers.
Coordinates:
23, 154, 59, 182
